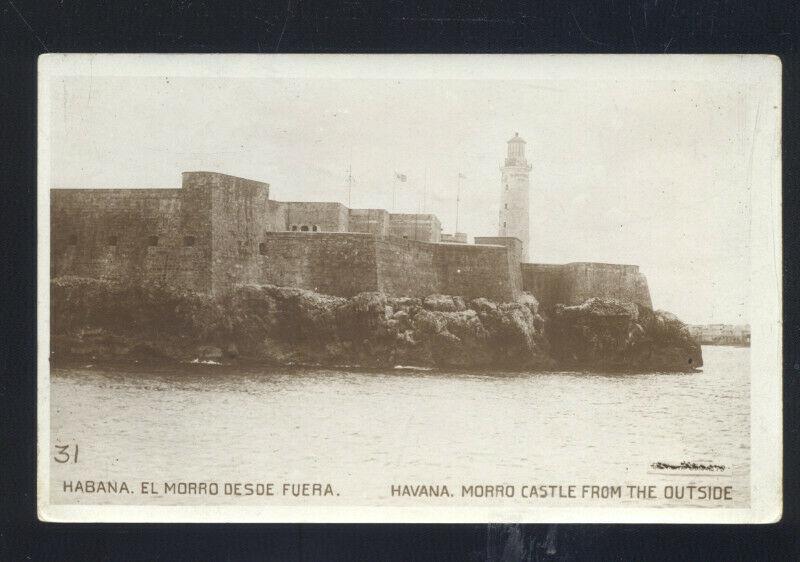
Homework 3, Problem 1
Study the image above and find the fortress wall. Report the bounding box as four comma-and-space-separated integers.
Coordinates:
522, 262, 653, 310
388, 214, 442, 243
185, 172, 272, 294
474, 236, 523, 264
50, 188, 214, 293
252, 232, 519, 302
256, 233, 379, 296
521, 264, 565, 310
506, 248, 524, 300
349, 209, 389, 236
375, 238, 440, 297
284, 202, 350, 232
266, 200, 289, 231
173, 182, 215, 291
561, 263, 652, 308
630, 271, 653, 308
435, 243, 520, 302
51, 172, 652, 307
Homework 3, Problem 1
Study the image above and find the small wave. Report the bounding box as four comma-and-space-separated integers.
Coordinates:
188, 358, 222, 365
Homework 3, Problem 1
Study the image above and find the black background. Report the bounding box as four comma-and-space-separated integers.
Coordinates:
1, 1, 798, 560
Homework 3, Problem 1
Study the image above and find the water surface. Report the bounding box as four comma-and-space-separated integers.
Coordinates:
50, 346, 750, 508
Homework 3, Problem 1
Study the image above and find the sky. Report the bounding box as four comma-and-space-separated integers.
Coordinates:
48, 72, 760, 325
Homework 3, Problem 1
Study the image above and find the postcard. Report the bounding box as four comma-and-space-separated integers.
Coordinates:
38, 54, 782, 523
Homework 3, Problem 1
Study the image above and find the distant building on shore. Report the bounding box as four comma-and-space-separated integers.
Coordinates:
687, 324, 750, 346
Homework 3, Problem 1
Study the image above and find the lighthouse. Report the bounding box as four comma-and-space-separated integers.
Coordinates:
499, 132, 531, 260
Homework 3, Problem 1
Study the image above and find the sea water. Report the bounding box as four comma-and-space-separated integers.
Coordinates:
49, 346, 750, 507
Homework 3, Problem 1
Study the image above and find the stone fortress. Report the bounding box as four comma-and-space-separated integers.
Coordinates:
51, 134, 652, 310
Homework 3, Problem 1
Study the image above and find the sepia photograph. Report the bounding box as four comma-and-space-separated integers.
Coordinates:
37, 54, 782, 523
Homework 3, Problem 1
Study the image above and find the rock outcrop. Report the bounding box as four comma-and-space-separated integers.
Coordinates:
50, 277, 553, 370
547, 298, 703, 372
50, 277, 701, 372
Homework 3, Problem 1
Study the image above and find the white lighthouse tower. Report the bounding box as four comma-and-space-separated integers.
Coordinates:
499, 132, 531, 260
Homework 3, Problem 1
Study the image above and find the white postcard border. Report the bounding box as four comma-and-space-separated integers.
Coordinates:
37, 54, 782, 524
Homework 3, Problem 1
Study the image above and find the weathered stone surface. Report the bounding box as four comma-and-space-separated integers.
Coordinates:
422, 294, 467, 312
51, 171, 661, 316
51, 172, 523, 302
521, 262, 652, 311
50, 278, 699, 372
548, 297, 703, 372
50, 278, 550, 369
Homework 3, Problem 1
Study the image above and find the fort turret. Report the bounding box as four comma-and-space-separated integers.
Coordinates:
499, 132, 531, 261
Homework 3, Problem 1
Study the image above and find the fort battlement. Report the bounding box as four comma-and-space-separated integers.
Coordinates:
51, 171, 652, 308
182, 170, 270, 194
51, 173, 521, 301
521, 262, 652, 310
254, 232, 521, 301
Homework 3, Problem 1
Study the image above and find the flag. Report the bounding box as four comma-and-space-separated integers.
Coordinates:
395, 172, 407, 182
458, 173, 466, 179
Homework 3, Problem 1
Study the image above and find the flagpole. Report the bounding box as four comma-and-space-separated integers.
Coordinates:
393, 172, 407, 212
414, 202, 418, 241
346, 164, 353, 208
423, 166, 428, 213
347, 146, 353, 208
456, 173, 461, 233
416, 179, 421, 242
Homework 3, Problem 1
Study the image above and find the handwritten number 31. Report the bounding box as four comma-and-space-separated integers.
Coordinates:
54, 444, 78, 463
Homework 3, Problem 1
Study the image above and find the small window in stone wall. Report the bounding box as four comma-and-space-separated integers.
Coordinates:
107, 235, 118, 246
301, 225, 309, 232
312, 225, 318, 232
147, 235, 159, 246
68, 234, 77, 246
259, 242, 267, 255
183, 235, 196, 247
291, 225, 298, 231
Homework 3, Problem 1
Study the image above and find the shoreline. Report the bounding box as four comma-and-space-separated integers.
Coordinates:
50, 277, 703, 374
50, 351, 706, 377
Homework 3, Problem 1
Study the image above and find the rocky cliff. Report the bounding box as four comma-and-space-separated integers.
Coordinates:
50, 277, 701, 372
548, 298, 703, 371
